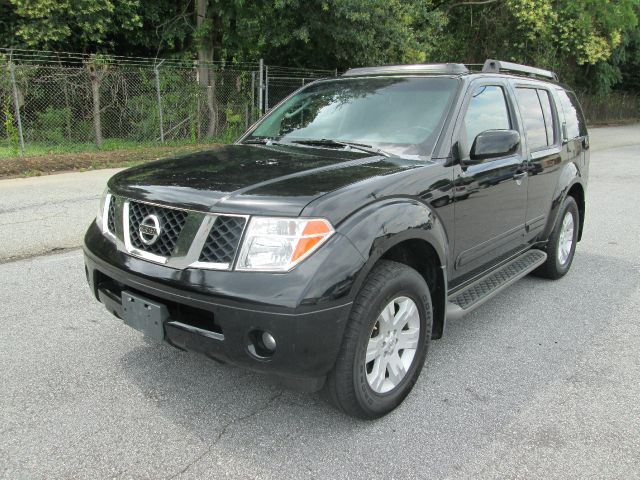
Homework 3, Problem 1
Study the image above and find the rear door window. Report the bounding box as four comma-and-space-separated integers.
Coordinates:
515, 88, 547, 150
537, 89, 556, 145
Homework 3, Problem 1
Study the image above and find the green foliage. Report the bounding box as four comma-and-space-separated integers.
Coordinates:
231, 0, 443, 70
32, 106, 71, 143
126, 68, 201, 141
2, 105, 20, 156
429, 0, 640, 94
8, 0, 142, 50
216, 106, 245, 143
2, 0, 639, 96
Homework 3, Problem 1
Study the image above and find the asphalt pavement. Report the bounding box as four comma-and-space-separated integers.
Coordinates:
1, 127, 639, 479
0, 168, 122, 261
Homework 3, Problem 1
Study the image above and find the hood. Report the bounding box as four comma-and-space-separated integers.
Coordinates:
108, 144, 423, 217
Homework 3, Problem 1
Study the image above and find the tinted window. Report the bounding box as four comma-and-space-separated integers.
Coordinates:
516, 88, 547, 150
463, 85, 511, 155
567, 91, 588, 136
557, 89, 587, 139
249, 77, 458, 158
538, 89, 556, 145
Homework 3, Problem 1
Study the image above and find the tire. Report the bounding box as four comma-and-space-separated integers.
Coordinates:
534, 195, 579, 279
323, 260, 433, 419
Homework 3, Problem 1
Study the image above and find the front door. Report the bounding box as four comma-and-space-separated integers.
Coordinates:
451, 81, 528, 284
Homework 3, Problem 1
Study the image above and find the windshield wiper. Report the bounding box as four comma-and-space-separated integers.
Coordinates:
289, 139, 391, 157
240, 137, 280, 145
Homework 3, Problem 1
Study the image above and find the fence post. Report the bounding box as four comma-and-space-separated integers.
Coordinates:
265, 65, 269, 111
86, 57, 104, 148
258, 59, 264, 115
154, 59, 165, 143
250, 70, 255, 122
8, 52, 26, 157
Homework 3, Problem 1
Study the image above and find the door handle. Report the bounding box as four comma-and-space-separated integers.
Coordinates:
513, 171, 526, 184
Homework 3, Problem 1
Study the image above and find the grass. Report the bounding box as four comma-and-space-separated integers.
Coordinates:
0, 139, 224, 178
0, 138, 224, 159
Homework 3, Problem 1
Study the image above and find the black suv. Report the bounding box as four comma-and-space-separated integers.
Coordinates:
84, 59, 589, 419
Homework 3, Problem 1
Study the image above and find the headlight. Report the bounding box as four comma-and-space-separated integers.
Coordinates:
236, 217, 334, 271
96, 188, 113, 234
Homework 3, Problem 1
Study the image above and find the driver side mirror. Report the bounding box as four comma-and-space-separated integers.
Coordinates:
467, 129, 520, 164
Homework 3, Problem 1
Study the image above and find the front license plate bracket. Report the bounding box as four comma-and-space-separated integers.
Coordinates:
121, 291, 168, 342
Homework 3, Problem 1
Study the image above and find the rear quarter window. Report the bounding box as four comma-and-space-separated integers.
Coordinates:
557, 89, 587, 139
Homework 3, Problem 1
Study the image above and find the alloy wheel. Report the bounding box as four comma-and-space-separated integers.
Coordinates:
365, 296, 420, 394
557, 211, 575, 265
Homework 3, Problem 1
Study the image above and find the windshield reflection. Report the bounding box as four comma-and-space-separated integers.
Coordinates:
245, 76, 458, 158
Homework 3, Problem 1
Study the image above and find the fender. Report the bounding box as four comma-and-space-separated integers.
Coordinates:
540, 161, 583, 241
336, 197, 449, 294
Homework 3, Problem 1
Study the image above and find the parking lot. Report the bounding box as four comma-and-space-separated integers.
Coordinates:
1, 126, 639, 479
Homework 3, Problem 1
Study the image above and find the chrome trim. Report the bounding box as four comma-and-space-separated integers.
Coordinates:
166, 320, 224, 341
117, 198, 249, 270
189, 261, 232, 270
123, 200, 168, 265
101, 193, 116, 241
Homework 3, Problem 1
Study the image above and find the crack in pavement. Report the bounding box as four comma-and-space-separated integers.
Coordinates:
166, 391, 284, 479
0, 246, 82, 265
0, 195, 100, 214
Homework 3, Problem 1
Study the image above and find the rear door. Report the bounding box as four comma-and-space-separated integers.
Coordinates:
513, 85, 563, 241
451, 79, 528, 284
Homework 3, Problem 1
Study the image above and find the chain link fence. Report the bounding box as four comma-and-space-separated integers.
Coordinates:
2, 49, 638, 159
0, 49, 335, 159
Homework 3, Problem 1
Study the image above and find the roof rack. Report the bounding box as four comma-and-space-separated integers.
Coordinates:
482, 59, 558, 81
343, 63, 469, 77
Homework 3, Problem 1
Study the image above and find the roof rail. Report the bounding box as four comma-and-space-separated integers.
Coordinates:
482, 59, 558, 81
343, 63, 469, 77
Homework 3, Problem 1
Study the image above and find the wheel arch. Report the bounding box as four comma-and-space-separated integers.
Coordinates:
566, 182, 585, 241
542, 161, 586, 242
338, 198, 449, 339
378, 238, 447, 339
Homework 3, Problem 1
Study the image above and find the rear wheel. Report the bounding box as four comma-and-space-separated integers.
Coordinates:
323, 260, 432, 419
534, 195, 579, 279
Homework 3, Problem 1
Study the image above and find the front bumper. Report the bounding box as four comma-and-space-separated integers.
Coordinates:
83, 223, 359, 390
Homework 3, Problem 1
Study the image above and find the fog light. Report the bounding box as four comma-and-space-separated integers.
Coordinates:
262, 331, 276, 352
247, 329, 277, 360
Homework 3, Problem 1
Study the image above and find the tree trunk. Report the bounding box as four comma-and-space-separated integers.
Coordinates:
196, 0, 218, 138
87, 64, 104, 148
59, 61, 73, 139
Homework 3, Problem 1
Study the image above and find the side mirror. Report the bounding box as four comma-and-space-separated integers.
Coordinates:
468, 129, 520, 163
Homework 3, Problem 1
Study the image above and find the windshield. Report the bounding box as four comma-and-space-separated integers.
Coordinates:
245, 76, 458, 158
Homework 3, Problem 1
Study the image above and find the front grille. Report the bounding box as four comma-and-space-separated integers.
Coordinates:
106, 195, 117, 234
199, 215, 246, 264
128, 201, 188, 257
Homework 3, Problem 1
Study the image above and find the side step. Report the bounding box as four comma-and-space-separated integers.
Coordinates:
446, 249, 547, 321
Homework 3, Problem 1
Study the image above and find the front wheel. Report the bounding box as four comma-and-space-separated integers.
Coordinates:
534, 195, 579, 279
323, 260, 432, 419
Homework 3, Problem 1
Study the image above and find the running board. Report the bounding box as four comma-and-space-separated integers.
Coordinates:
446, 249, 547, 321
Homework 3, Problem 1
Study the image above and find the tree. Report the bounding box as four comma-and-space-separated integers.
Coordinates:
427, 0, 640, 93
236, 0, 443, 70
8, 0, 143, 51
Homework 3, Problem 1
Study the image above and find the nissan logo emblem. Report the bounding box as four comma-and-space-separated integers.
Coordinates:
139, 214, 161, 245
